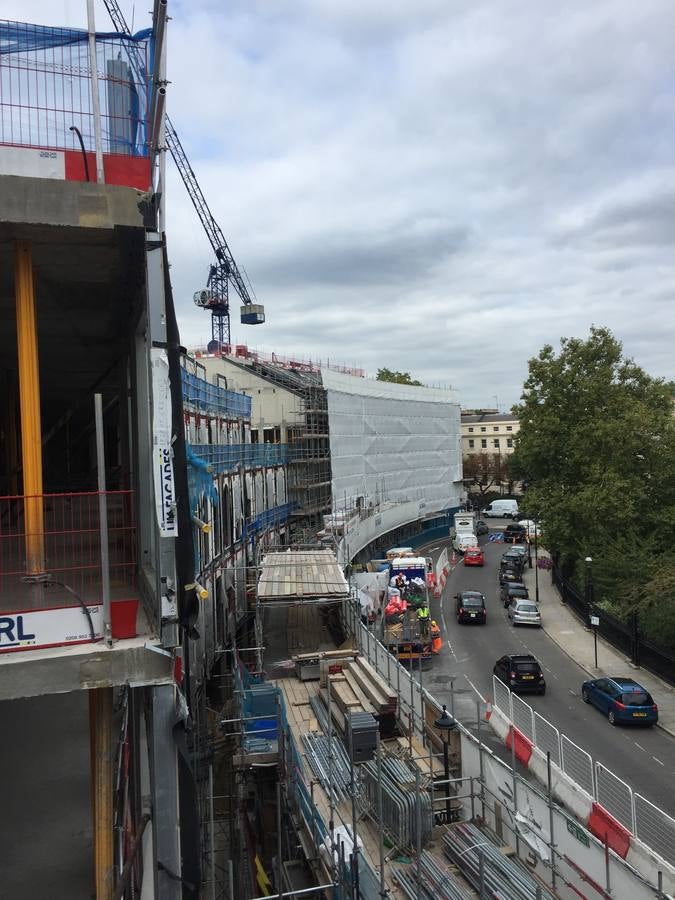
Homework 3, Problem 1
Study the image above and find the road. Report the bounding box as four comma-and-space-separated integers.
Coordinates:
421, 526, 675, 819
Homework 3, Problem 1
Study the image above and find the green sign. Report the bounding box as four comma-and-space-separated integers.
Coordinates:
566, 818, 590, 847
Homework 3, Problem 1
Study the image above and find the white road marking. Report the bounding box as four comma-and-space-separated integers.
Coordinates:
634, 742, 646, 752
464, 674, 487, 704
552, 673, 559, 679
442, 617, 457, 660
429, 547, 441, 553
653, 756, 665, 767
568, 690, 576, 696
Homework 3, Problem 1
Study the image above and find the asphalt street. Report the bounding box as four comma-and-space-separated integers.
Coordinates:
421, 524, 675, 819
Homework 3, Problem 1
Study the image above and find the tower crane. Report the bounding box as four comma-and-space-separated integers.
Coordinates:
103, 0, 265, 349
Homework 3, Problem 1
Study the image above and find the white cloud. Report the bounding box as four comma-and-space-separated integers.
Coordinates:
6, 0, 675, 405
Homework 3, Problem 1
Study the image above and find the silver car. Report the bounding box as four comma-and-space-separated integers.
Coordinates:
508, 599, 542, 627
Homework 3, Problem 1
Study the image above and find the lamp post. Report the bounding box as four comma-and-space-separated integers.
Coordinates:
533, 518, 540, 605
435, 704, 456, 822
586, 557, 598, 668
585, 557, 594, 616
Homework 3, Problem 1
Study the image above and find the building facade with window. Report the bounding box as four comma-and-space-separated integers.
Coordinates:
461, 410, 520, 456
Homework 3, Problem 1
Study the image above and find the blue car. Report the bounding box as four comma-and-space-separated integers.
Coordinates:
581, 677, 658, 726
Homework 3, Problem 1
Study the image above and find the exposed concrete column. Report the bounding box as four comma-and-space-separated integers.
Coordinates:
89, 687, 114, 900
14, 240, 44, 574
148, 684, 182, 899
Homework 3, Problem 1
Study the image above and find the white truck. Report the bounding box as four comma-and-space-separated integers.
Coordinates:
451, 511, 478, 554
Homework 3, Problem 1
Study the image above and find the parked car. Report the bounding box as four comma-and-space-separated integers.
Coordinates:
475, 520, 489, 536
500, 583, 529, 607
493, 653, 546, 694
500, 551, 525, 574
499, 567, 523, 587
503, 523, 526, 543
507, 544, 528, 560
464, 547, 484, 567
483, 499, 519, 519
455, 591, 487, 624
581, 677, 658, 726
507, 598, 541, 627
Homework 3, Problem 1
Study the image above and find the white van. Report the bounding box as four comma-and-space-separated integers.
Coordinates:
453, 533, 478, 554
482, 499, 519, 519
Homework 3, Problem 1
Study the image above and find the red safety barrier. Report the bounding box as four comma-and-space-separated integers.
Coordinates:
505, 725, 533, 766
587, 803, 631, 859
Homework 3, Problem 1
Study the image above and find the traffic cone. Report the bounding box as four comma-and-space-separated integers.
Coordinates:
451, 551, 457, 567
485, 699, 492, 721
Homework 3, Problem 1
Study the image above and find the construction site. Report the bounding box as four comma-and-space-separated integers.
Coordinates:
1, 3, 674, 900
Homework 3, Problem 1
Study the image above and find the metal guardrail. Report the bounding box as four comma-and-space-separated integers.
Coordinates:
560, 735, 595, 799
492, 675, 675, 866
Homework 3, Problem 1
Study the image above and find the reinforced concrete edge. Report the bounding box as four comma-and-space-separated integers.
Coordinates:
0, 639, 174, 700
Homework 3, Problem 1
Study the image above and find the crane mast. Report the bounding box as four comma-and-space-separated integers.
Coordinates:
103, 0, 265, 347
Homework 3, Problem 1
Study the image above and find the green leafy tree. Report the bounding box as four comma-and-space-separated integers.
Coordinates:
511, 326, 675, 590
376, 368, 423, 386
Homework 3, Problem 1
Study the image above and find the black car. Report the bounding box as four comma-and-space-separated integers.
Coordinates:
500, 583, 529, 607
500, 550, 525, 571
455, 591, 487, 624
493, 653, 546, 694
476, 520, 489, 536
504, 523, 526, 543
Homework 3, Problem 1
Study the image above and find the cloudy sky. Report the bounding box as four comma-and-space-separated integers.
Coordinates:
11, 0, 675, 407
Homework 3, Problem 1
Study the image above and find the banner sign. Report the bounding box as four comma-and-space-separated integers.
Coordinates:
0, 604, 103, 654
151, 349, 178, 537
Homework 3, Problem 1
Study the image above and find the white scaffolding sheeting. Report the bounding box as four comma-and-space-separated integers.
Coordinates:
321, 369, 462, 510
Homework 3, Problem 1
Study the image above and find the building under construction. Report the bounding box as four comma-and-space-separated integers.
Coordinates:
195, 346, 464, 548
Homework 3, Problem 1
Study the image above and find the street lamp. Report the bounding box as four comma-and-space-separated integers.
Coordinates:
585, 556, 599, 668
435, 704, 457, 822
585, 557, 594, 615
533, 517, 540, 605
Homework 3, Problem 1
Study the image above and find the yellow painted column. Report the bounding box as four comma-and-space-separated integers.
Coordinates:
90, 688, 114, 900
14, 240, 44, 574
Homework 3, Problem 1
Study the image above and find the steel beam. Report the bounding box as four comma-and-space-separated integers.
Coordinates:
14, 240, 44, 574
90, 688, 114, 900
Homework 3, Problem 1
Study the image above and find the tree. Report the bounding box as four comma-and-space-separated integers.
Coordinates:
462, 453, 508, 497
376, 368, 423, 386
511, 326, 675, 588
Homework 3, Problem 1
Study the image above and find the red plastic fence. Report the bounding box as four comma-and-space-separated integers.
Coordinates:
0, 491, 136, 610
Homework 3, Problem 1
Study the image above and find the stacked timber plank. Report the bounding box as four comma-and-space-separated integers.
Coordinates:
313, 654, 399, 740
345, 656, 397, 717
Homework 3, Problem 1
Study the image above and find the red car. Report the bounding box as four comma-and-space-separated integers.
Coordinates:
464, 547, 484, 566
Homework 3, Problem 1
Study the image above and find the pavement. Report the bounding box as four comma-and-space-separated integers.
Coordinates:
520, 550, 675, 739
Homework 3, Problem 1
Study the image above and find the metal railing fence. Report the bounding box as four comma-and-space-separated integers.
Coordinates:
552, 565, 675, 686
492, 675, 675, 866
0, 490, 136, 609
0, 19, 151, 157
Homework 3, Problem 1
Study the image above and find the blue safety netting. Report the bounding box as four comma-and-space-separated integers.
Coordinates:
181, 368, 252, 419
187, 443, 289, 473
0, 20, 152, 54
0, 19, 153, 157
